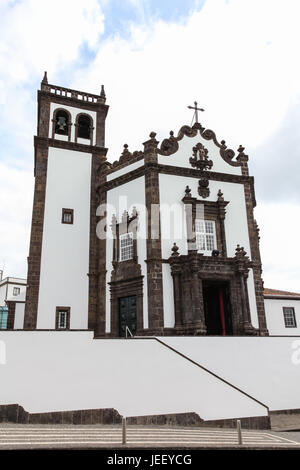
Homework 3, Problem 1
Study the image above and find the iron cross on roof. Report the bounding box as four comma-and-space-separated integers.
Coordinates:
187, 101, 205, 124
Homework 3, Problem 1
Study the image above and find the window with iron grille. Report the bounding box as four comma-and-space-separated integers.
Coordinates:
283, 307, 297, 328
195, 219, 216, 253
0, 307, 8, 330
58, 311, 67, 329
120, 232, 134, 261
56, 307, 70, 330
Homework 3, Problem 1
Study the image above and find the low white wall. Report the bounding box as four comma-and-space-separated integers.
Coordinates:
265, 298, 300, 336
160, 336, 300, 411
0, 332, 268, 421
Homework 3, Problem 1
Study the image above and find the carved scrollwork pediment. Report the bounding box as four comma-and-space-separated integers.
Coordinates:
157, 122, 245, 169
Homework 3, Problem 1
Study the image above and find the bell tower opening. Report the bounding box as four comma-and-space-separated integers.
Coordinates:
203, 280, 233, 336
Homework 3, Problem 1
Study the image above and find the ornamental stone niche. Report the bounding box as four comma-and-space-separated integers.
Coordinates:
189, 142, 213, 199
182, 186, 228, 256
109, 208, 144, 337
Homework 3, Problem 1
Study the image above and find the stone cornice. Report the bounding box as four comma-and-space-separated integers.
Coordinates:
34, 136, 108, 156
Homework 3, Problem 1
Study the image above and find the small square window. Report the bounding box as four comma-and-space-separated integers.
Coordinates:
62, 208, 74, 224
56, 307, 70, 330
13, 287, 20, 296
283, 307, 297, 328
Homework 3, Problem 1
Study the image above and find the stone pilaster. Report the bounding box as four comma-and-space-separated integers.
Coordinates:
143, 132, 164, 334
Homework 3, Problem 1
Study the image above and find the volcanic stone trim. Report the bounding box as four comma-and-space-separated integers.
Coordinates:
182, 189, 229, 257
38, 90, 108, 113
168, 252, 257, 336
24, 140, 49, 329
88, 156, 101, 331
0, 404, 122, 425
157, 122, 247, 170
107, 210, 144, 337
109, 274, 144, 337
243, 182, 269, 335
0, 404, 270, 429
144, 140, 164, 334
127, 413, 270, 430
94, 159, 108, 336
35, 135, 108, 155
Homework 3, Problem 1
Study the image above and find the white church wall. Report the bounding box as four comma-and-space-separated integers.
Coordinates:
37, 147, 91, 329
0, 331, 269, 421
106, 176, 148, 331
159, 174, 251, 259
49, 103, 97, 146
265, 298, 300, 336
158, 132, 242, 175
106, 159, 144, 181
159, 174, 257, 328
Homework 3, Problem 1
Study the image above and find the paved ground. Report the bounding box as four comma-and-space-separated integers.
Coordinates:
0, 425, 299, 449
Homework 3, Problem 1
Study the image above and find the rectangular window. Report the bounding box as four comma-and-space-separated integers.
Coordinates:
120, 232, 134, 261
283, 307, 297, 328
195, 219, 216, 254
62, 208, 74, 224
0, 307, 8, 329
13, 287, 20, 296
55, 307, 70, 330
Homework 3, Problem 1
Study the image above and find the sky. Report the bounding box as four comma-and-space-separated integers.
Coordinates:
0, 0, 299, 291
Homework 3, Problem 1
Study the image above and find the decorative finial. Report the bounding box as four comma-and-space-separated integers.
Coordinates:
235, 244, 247, 258
149, 131, 156, 140
99, 84, 106, 103
185, 185, 192, 197
42, 71, 48, 84
171, 242, 180, 257
217, 189, 224, 201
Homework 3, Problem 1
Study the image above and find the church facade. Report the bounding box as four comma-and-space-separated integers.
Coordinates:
24, 75, 269, 337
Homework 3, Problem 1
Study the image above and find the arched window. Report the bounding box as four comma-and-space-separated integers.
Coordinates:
54, 110, 69, 136
77, 115, 92, 139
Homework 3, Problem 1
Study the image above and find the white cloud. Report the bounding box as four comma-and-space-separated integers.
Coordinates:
0, 163, 33, 278
255, 203, 300, 292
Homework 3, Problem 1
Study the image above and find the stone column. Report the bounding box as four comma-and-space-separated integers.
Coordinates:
169, 243, 182, 329
143, 132, 164, 334
188, 250, 206, 335
235, 245, 258, 336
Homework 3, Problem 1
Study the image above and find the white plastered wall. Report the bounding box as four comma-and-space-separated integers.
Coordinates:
265, 298, 300, 336
106, 176, 148, 332
37, 147, 91, 329
159, 173, 258, 328
107, 159, 144, 181
0, 332, 269, 420
49, 103, 96, 146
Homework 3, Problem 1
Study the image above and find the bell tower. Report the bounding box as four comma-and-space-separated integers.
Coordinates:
24, 73, 109, 330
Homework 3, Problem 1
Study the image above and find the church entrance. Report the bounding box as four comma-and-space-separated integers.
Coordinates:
203, 281, 233, 335
119, 296, 137, 337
